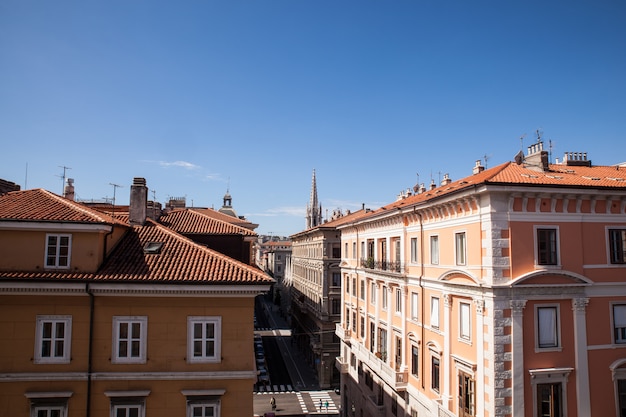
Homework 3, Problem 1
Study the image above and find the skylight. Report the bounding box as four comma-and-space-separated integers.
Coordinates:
143, 242, 164, 254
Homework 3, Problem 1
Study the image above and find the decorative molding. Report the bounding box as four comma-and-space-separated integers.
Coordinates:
474, 299, 485, 315
572, 297, 590, 312
510, 300, 527, 315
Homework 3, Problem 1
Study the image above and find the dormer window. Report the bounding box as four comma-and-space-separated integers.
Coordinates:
45, 234, 71, 269
143, 242, 163, 254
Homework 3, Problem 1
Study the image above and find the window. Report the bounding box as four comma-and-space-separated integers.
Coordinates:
25, 392, 71, 417
430, 235, 439, 265
614, 304, 626, 343
345, 243, 348, 258
609, 229, 626, 264
352, 242, 357, 259
333, 245, 341, 258
188, 317, 221, 363
455, 232, 466, 265
458, 371, 476, 417
360, 316, 365, 338
113, 317, 147, 364
537, 228, 558, 265
411, 292, 419, 321
332, 272, 341, 287
537, 383, 562, 417
411, 345, 419, 376
106, 391, 149, 417
370, 282, 377, 305
431, 356, 440, 392
382, 286, 388, 310
370, 322, 376, 353
189, 403, 217, 417
459, 302, 471, 341
345, 276, 350, 294
617, 379, 626, 417
378, 328, 388, 360
410, 238, 418, 263
352, 312, 357, 332
431, 297, 440, 329
352, 278, 356, 296
35, 316, 72, 364
360, 279, 365, 300
331, 298, 340, 315
346, 308, 350, 330
45, 234, 71, 269
394, 335, 402, 368
536, 306, 559, 349
183, 390, 224, 417
395, 288, 402, 313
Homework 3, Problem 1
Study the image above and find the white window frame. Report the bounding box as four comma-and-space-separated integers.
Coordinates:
395, 288, 402, 314
534, 226, 560, 267
529, 368, 571, 417
608, 228, 626, 264
35, 315, 72, 364
430, 297, 440, 329
459, 302, 471, 342
410, 237, 418, 263
25, 391, 72, 417
430, 235, 439, 265
455, 231, 467, 266
382, 285, 388, 310
411, 292, 418, 321
187, 402, 219, 417
105, 390, 150, 417
370, 282, 377, 305
187, 316, 222, 363
535, 305, 561, 351
44, 233, 72, 269
360, 279, 365, 301
612, 303, 626, 344
112, 316, 148, 364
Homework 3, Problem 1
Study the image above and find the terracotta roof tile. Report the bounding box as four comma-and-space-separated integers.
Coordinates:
0, 219, 273, 285
159, 209, 257, 236
190, 208, 257, 229
0, 189, 125, 225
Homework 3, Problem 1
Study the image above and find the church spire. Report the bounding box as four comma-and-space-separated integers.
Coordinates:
306, 170, 322, 229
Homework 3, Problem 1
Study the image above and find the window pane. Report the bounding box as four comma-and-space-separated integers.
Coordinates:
54, 340, 64, 357
205, 341, 215, 356
538, 307, 557, 347
206, 323, 214, 338
131, 322, 141, 338
119, 323, 128, 339
43, 322, 52, 338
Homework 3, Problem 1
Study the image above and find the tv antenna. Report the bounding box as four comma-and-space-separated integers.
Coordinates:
57, 165, 72, 195
109, 183, 123, 206
483, 154, 492, 168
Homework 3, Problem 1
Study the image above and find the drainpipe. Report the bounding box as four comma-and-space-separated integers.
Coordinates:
86, 282, 95, 417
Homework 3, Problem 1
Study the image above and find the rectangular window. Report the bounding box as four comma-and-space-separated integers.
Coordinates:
537, 383, 562, 417
431, 356, 440, 392
455, 232, 466, 265
378, 328, 387, 360
26, 394, 71, 417
537, 228, 558, 265
411, 345, 419, 376
618, 379, 626, 417
370, 322, 376, 353
537, 306, 559, 349
352, 278, 356, 296
331, 298, 340, 315
345, 242, 348, 258
430, 236, 439, 265
614, 304, 626, 343
360, 279, 365, 300
459, 302, 471, 341
332, 272, 341, 287
33, 405, 66, 417
113, 404, 143, 417
352, 242, 357, 259
395, 335, 402, 368
382, 286, 388, 310
431, 297, 440, 329
458, 372, 475, 417
188, 403, 218, 417
360, 316, 365, 338
395, 288, 402, 313
113, 316, 147, 363
370, 282, 377, 305
411, 292, 419, 321
45, 234, 71, 269
352, 312, 357, 332
345, 276, 350, 294
411, 237, 418, 263
35, 316, 72, 364
188, 317, 221, 363
609, 229, 626, 264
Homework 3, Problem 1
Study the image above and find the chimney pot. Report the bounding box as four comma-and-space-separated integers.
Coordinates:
129, 177, 148, 225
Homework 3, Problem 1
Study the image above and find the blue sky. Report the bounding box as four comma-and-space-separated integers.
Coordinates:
1, 1, 625, 237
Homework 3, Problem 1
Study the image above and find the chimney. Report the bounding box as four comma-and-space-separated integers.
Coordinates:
473, 160, 484, 175
430, 179, 437, 190
129, 177, 148, 226
562, 151, 591, 167
64, 178, 75, 201
525, 141, 550, 172
441, 173, 452, 186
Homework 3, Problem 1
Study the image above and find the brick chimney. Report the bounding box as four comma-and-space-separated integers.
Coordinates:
129, 177, 148, 226
64, 178, 75, 201
473, 160, 484, 175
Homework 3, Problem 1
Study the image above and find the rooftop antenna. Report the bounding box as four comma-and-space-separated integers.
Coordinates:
535, 128, 543, 142
548, 139, 554, 163
57, 165, 71, 195
483, 154, 492, 169
151, 189, 157, 219
413, 173, 420, 193
109, 183, 123, 206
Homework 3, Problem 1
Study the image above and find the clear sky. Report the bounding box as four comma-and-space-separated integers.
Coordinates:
1, 1, 625, 237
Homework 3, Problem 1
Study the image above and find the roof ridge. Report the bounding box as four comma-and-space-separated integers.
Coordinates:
39, 189, 122, 224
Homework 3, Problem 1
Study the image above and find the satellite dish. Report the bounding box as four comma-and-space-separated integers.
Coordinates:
514, 150, 524, 165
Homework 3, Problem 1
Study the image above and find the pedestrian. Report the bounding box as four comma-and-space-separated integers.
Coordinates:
270, 396, 276, 410
325, 400, 329, 411
319, 399, 322, 411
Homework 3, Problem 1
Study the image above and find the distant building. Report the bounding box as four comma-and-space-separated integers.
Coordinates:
0, 178, 20, 195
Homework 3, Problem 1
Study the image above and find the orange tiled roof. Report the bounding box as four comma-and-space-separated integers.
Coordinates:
190, 208, 258, 229
0, 218, 273, 285
0, 188, 126, 225
159, 208, 257, 236
291, 208, 375, 237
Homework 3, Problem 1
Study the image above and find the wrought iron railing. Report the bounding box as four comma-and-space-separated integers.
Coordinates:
360, 258, 404, 273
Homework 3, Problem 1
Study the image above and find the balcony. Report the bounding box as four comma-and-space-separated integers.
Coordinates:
335, 356, 349, 373
335, 323, 352, 341
393, 369, 408, 391
360, 258, 405, 274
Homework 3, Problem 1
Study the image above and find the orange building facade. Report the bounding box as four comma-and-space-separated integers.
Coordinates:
336, 145, 626, 417
0, 179, 273, 417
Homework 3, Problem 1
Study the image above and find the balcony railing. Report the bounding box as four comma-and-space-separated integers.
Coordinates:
335, 356, 349, 373
360, 258, 405, 273
393, 369, 408, 391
